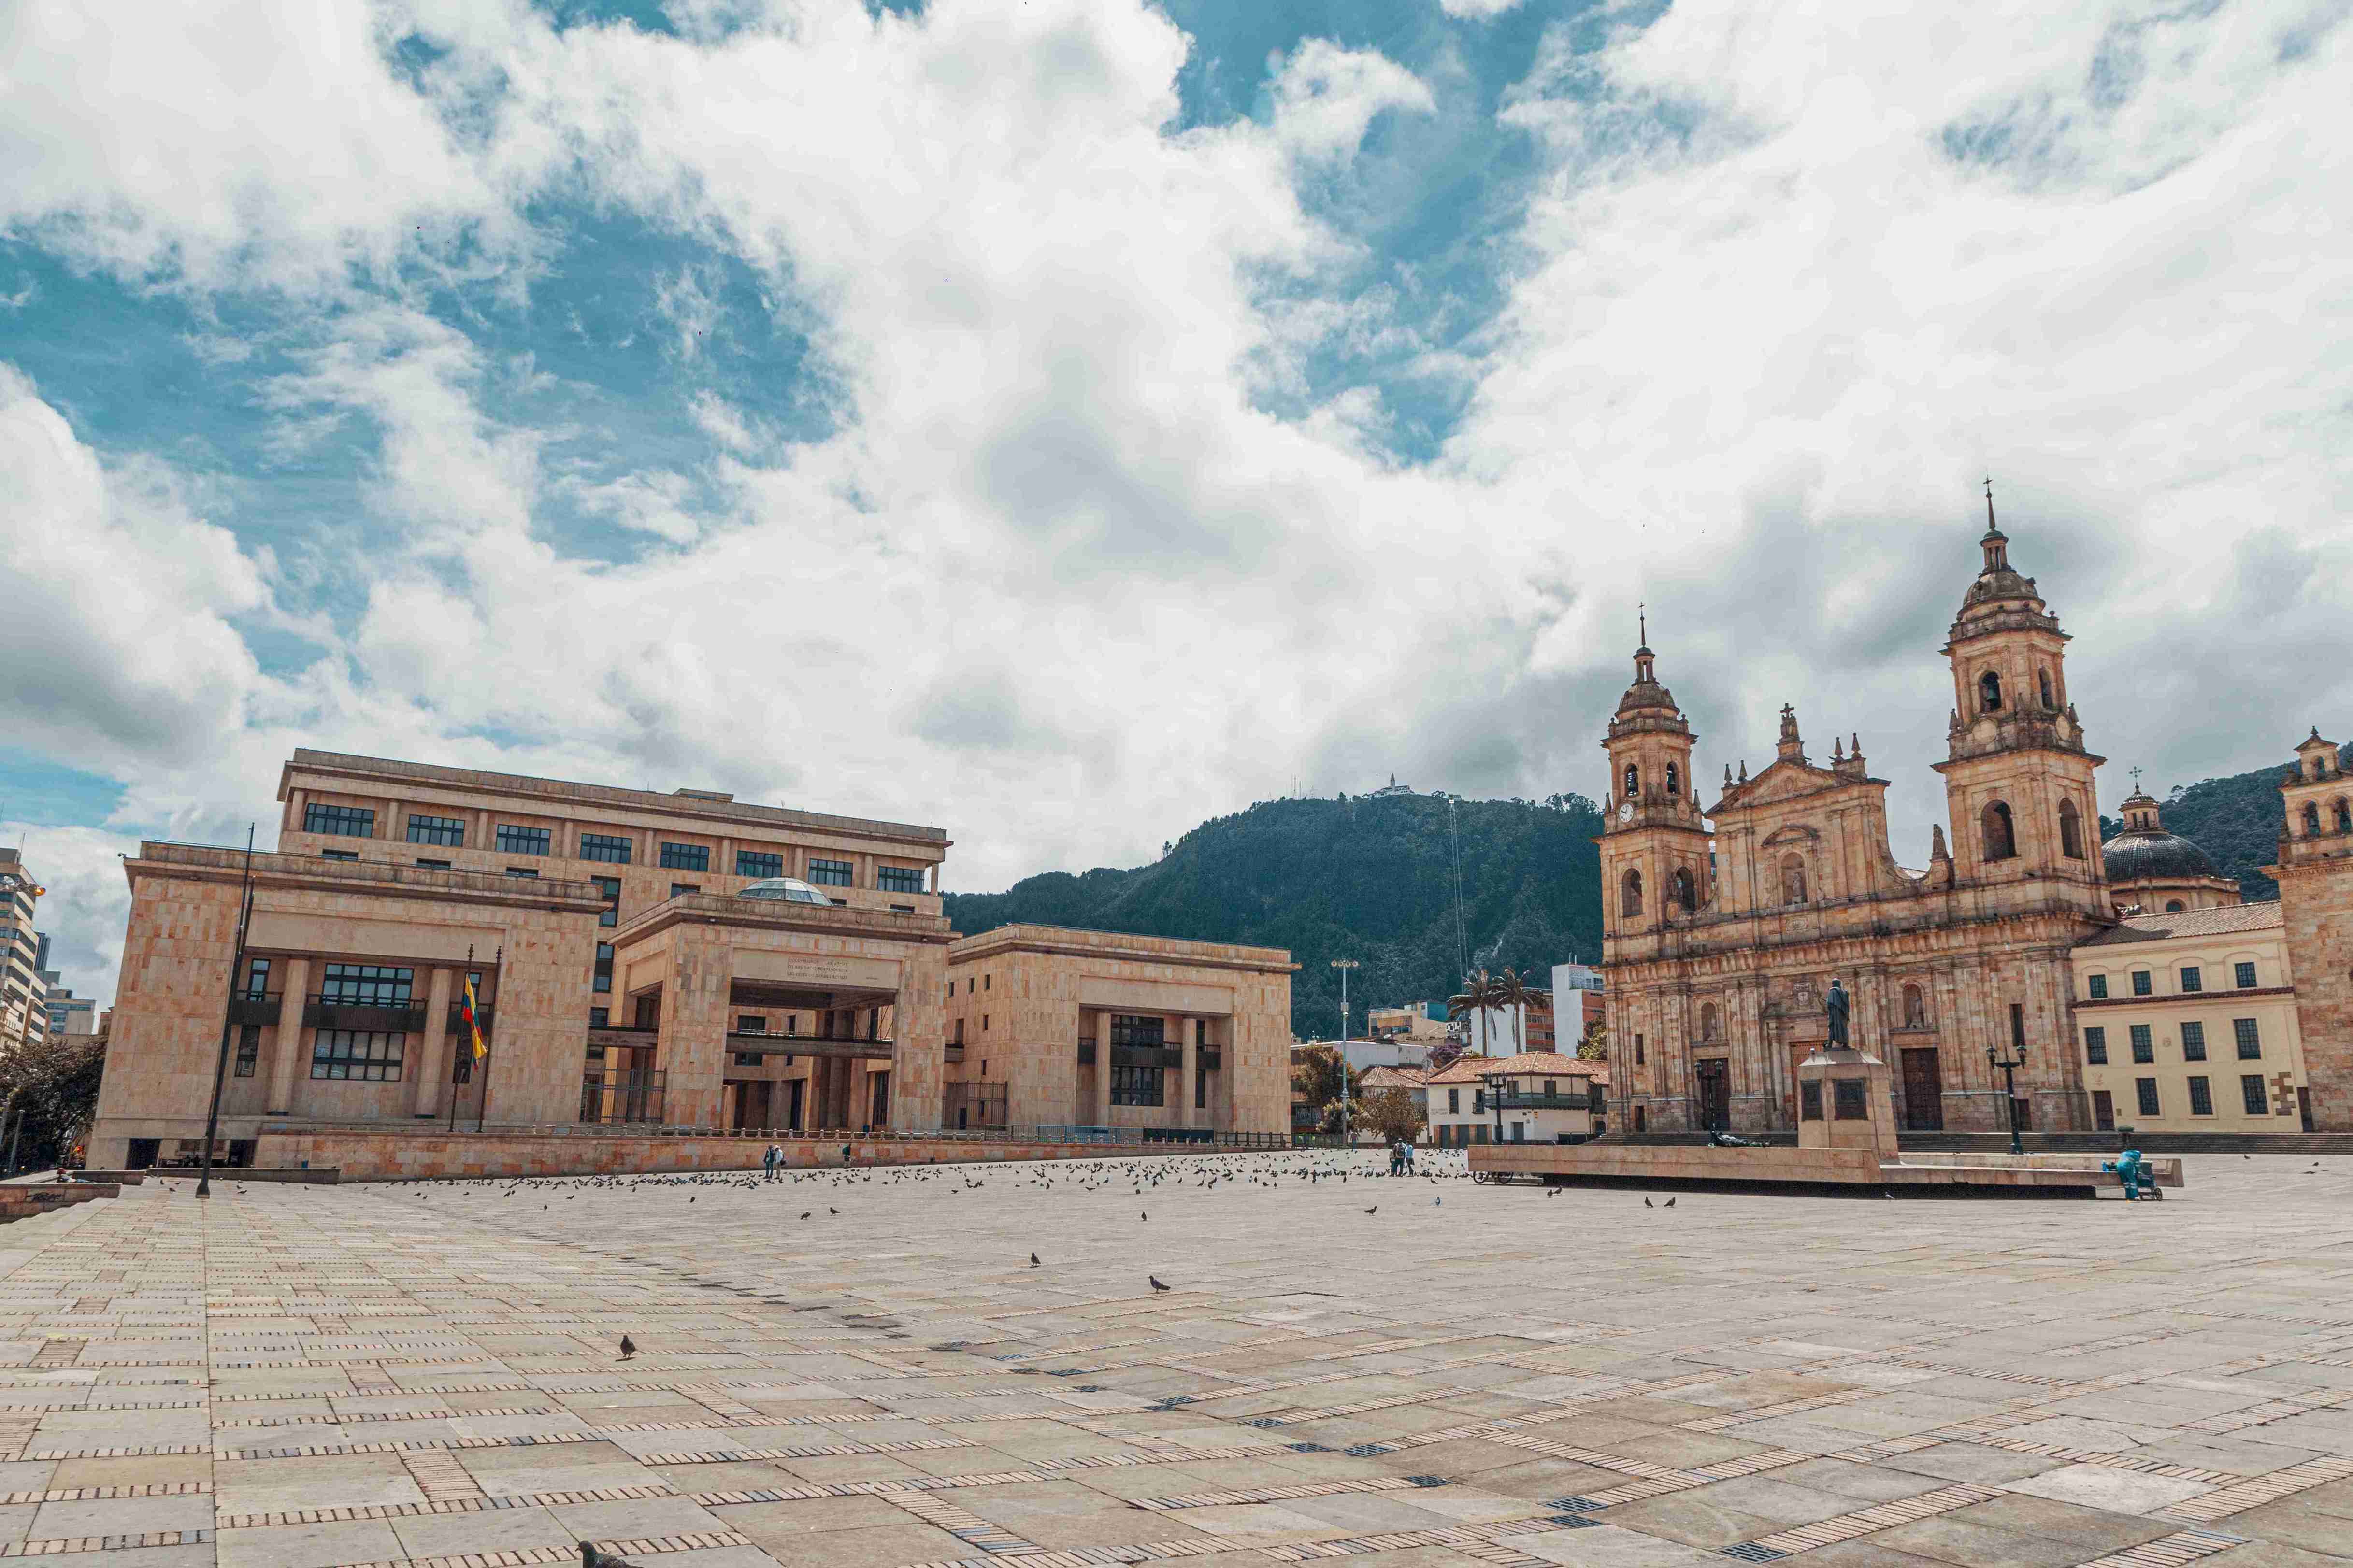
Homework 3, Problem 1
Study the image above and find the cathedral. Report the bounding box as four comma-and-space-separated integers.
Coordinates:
1599, 506, 2138, 1135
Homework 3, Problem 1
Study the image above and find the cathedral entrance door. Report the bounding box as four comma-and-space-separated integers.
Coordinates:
1899, 1049, 1944, 1132
1694, 1058, 1730, 1131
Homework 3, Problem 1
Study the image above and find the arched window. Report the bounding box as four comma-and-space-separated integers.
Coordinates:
2336, 798, 2351, 834
2165, 900, 2186, 913
1700, 1002, 1721, 1040
2038, 668, 2055, 709
1981, 800, 2016, 861
2305, 802, 2323, 836
1620, 869, 1643, 918
1902, 984, 1926, 1028
1780, 853, 1808, 904
1672, 867, 1696, 912
2058, 799, 2084, 859
1665, 762, 1680, 797
1979, 670, 2003, 712
1623, 763, 1640, 799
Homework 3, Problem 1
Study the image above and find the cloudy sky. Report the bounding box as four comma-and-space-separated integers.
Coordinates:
4, 0, 2350, 1008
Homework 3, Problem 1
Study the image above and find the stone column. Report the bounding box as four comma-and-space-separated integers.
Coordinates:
413, 968, 455, 1118
1094, 1011, 1113, 1127
266, 956, 310, 1114
1173, 1014, 1194, 1129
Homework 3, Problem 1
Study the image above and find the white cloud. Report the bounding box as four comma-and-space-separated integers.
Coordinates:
2, 0, 2350, 1007
1440, 0, 1533, 19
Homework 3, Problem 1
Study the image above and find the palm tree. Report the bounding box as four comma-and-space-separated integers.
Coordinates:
1453, 969, 1497, 1055
1496, 968, 1531, 1056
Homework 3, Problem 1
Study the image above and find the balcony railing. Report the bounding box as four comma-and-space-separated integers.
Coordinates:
303, 997, 428, 1032
228, 994, 282, 1026
580, 1068, 666, 1125
447, 1004, 494, 1039
1479, 1090, 1602, 1112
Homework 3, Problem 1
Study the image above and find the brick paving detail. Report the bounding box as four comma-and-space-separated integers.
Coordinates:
6, 1149, 2353, 1568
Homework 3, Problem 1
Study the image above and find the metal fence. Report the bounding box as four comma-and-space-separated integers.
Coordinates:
254, 1117, 1296, 1149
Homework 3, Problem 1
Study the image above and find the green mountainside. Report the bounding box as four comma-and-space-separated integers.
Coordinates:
950, 747, 2317, 1041
945, 789, 1606, 1039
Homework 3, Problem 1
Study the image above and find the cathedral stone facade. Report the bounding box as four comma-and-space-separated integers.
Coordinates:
1598, 513, 2115, 1135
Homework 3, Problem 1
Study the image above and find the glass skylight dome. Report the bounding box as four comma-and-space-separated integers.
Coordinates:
736, 877, 836, 906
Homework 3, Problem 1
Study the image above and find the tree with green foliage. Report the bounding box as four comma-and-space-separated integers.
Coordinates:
945, 787, 1606, 1038
0, 1029, 106, 1172
1359, 1086, 1425, 1146
1290, 1044, 1361, 1135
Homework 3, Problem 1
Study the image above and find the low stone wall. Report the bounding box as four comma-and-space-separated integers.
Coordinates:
1469, 1142, 2182, 1195
142, 1167, 340, 1185
0, 1184, 117, 1223
254, 1128, 1233, 1182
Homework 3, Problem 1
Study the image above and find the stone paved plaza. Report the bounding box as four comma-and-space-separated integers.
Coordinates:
6, 1151, 2353, 1568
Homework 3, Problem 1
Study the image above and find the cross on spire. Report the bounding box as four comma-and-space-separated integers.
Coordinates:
2129, 765, 2144, 788
1638, 602, 1647, 647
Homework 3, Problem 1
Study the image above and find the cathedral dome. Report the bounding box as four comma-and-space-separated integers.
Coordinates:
1615, 647, 1679, 715
2101, 825, 2221, 884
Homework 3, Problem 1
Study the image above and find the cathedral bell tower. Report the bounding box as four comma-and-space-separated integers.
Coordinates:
1929, 488, 2107, 912
1598, 621, 1712, 947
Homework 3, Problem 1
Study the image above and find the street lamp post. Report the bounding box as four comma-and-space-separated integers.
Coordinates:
1987, 1005, 2028, 1157
1331, 958, 1359, 1146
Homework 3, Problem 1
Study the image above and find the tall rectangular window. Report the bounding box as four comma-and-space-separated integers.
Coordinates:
312, 1030, 405, 1081
2009, 1002, 2027, 1052
2083, 1026, 2107, 1065
594, 877, 620, 927
877, 865, 925, 893
588, 1007, 609, 1029
2234, 1018, 2261, 1059
579, 832, 633, 864
2235, 961, 2258, 988
1110, 1065, 1164, 1106
303, 802, 375, 837
2181, 1021, 2206, 1061
736, 850, 783, 879
2087, 973, 2109, 999
495, 824, 550, 855
405, 813, 465, 846
319, 964, 413, 1005
2241, 1074, 2269, 1115
2179, 966, 2202, 993
2187, 1075, 2212, 1116
593, 943, 614, 994
1447, 1087, 1459, 1113
2129, 1024, 2153, 1064
809, 858, 854, 887
234, 1025, 260, 1077
244, 957, 273, 1001
660, 841, 710, 871
2131, 970, 2152, 996
2135, 1077, 2160, 1117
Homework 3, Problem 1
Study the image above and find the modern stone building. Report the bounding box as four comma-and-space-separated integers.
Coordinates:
0, 852, 43, 1055
941, 925, 1294, 1136
87, 751, 1292, 1169
1599, 511, 2120, 1135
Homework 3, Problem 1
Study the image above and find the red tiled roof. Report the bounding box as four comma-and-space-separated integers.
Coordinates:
1358, 1065, 1428, 1089
1427, 1051, 1606, 1085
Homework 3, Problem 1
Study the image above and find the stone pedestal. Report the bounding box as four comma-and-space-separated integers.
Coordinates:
1795, 1046, 1899, 1158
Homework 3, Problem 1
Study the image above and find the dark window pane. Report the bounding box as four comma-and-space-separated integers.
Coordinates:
660, 842, 710, 871
2180, 966, 2202, 993
2241, 1074, 2268, 1115
2181, 1021, 2206, 1061
2235, 961, 2257, 988
2234, 1018, 2261, 1059
877, 865, 925, 893
303, 802, 375, 837
2131, 970, 2152, 996
2135, 1078, 2160, 1116
406, 813, 465, 846
736, 850, 783, 879
496, 825, 550, 855
310, 1029, 406, 1081
2187, 1076, 2212, 1116
2083, 1027, 2107, 1065
2088, 974, 2108, 999
579, 832, 633, 864
809, 858, 854, 886
2129, 1024, 2153, 1064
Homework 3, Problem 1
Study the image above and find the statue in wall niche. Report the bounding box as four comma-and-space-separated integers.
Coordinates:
1826, 978, 1851, 1049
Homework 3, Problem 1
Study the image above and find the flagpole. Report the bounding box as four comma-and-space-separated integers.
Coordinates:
197, 825, 257, 1200
476, 946, 502, 1134
449, 945, 471, 1136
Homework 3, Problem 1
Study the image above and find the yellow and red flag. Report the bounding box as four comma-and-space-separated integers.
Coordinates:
462, 975, 487, 1061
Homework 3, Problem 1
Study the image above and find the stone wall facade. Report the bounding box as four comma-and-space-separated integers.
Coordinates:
1599, 522, 2115, 1136
2271, 731, 2353, 1129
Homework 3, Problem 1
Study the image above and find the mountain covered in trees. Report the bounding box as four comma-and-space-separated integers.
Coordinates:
945, 788, 1605, 1039
950, 742, 2321, 1040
